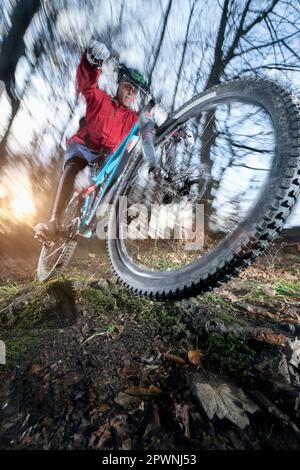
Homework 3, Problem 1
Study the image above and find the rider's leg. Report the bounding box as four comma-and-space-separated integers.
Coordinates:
35, 156, 87, 239
50, 156, 87, 226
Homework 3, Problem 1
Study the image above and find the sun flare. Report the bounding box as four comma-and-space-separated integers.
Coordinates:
10, 188, 36, 222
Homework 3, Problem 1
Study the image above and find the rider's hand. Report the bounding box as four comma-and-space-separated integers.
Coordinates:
86, 40, 110, 68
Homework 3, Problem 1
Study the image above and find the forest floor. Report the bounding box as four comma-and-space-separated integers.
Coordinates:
0, 239, 300, 450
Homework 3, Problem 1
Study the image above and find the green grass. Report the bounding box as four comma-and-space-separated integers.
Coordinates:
200, 292, 230, 307
140, 257, 183, 270
275, 280, 300, 301
0, 282, 22, 307
240, 279, 300, 304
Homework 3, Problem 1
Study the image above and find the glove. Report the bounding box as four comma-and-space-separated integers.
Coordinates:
86, 40, 110, 67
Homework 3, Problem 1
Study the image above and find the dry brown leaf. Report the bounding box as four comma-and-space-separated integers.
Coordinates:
116, 324, 124, 334
125, 385, 161, 396
99, 404, 110, 413
255, 331, 289, 346
122, 438, 132, 450
264, 285, 276, 297
221, 290, 239, 302
118, 364, 140, 377
115, 391, 141, 410
143, 403, 161, 438
91, 422, 111, 449
57, 371, 81, 385
163, 352, 185, 367
29, 363, 42, 375
110, 414, 128, 437
188, 350, 204, 366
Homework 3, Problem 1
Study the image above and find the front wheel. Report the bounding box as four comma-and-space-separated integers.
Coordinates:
107, 78, 300, 300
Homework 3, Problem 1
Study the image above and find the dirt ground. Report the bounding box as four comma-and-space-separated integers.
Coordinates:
0, 240, 299, 450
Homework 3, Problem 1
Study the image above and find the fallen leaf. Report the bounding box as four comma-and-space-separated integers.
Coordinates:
175, 403, 190, 438
163, 353, 185, 367
110, 415, 130, 449
118, 364, 140, 377
255, 332, 289, 346
221, 290, 239, 302
125, 385, 161, 396
57, 371, 81, 385
91, 422, 112, 449
115, 392, 141, 410
195, 382, 259, 430
118, 324, 125, 332
122, 438, 132, 450
99, 404, 110, 413
145, 364, 160, 371
264, 285, 276, 297
143, 404, 161, 438
188, 350, 204, 366
29, 364, 42, 375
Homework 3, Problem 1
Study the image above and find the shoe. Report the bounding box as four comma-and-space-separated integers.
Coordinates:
34, 219, 59, 241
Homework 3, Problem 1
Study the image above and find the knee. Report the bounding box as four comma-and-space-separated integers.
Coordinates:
65, 156, 87, 172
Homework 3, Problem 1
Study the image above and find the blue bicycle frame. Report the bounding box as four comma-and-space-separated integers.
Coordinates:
79, 122, 140, 236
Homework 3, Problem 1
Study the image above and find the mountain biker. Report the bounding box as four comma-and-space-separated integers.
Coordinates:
34, 39, 149, 240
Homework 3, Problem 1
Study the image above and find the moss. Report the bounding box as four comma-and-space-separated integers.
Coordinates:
3, 279, 77, 330
210, 311, 236, 326
203, 332, 256, 379
4, 333, 39, 369
80, 287, 116, 312
108, 287, 189, 343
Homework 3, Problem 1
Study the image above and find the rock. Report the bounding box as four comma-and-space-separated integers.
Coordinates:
205, 319, 228, 334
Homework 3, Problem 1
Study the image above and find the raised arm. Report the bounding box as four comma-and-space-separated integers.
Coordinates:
76, 40, 110, 102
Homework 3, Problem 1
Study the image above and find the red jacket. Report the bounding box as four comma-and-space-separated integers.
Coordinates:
67, 53, 138, 153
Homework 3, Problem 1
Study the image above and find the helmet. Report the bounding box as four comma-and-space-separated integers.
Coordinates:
118, 64, 148, 94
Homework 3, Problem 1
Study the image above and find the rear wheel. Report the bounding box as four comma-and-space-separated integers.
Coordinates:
107, 78, 300, 300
